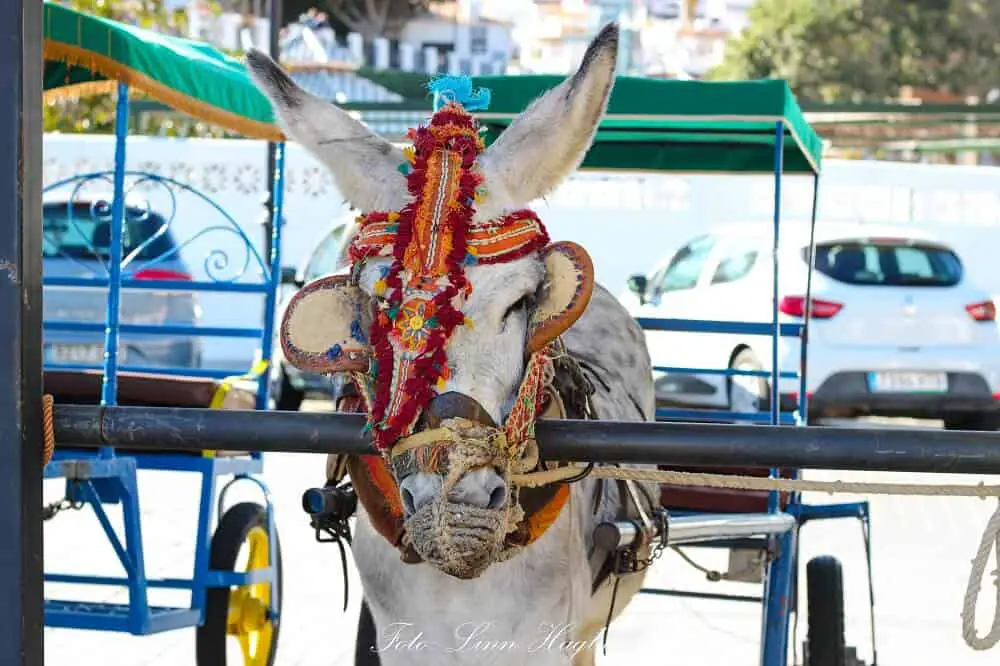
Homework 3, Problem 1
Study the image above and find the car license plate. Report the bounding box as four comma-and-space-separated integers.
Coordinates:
46, 343, 103, 364
868, 371, 948, 393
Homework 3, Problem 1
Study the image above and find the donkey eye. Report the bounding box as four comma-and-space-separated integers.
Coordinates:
502, 294, 533, 323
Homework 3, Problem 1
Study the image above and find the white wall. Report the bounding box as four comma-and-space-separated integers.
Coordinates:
44, 133, 1000, 371
399, 17, 513, 68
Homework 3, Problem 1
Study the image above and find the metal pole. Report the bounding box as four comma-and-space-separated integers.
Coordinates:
799, 173, 820, 421
765, 122, 794, 665
50, 405, 1000, 475
768, 121, 785, 523
0, 0, 44, 662
261, 0, 282, 263
101, 83, 129, 411
594, 512, 795, 550
769, 121, 784, 429
256, 141, 285, 409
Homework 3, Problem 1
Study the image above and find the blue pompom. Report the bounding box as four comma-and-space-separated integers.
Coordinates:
326, 344, 342, 360
350, 319, 367, 343
427, 75, 491, 112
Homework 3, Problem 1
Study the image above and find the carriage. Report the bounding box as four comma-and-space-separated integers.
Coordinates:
41, 3, 284, 663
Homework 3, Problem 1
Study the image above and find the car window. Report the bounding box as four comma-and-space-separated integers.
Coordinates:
657, 235, 716, 293
42, 202, 175, 261
808, 239, 962, 287
711, 249, 759, 285
303, 225, 348, 282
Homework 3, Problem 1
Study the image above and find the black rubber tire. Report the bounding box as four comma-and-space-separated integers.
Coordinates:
197, 501, 282, 666
355, 599, 382, 666
727, 348, 771, 417
944, 412, 998, 431
273, 369, 304, 412
806, 555, 847, 666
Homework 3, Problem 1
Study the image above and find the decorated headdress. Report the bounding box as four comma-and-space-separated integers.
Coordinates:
257, 26, 614, 572
344, 76, 551, 453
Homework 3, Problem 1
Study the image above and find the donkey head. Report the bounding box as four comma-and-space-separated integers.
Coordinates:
247, 24, 618, 578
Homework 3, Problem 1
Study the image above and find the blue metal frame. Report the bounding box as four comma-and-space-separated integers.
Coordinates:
41, 82, 286, 637
636, 121, 873, 666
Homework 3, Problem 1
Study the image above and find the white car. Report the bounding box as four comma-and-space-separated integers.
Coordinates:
620, 221, 1000, 430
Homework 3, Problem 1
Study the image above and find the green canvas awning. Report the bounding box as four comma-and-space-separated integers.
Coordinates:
471, 76, 823, 174
43, 1, 282, 140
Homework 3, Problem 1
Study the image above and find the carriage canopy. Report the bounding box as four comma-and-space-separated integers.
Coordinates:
471, 75, 823, 175
42, 0, 282, 140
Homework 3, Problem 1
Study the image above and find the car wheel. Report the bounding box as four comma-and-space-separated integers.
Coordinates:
944, 412, 998, 431
728, 348, 770, 420
273, 368, 304, 412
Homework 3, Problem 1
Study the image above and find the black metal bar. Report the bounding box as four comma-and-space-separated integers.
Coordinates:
261, 0, 282, 262
0, 0, 43, 663
51, 405, 1000, 475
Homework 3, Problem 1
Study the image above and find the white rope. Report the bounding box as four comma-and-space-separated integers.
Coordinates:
539, 465, 1000, 497
963, 498, 1000, 650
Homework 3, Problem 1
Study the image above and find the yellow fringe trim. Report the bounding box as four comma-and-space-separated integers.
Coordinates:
43, 79, 118, 103
43, 40, 285, 141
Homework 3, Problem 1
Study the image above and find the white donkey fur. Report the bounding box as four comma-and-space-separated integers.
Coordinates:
247, 24, 661, 665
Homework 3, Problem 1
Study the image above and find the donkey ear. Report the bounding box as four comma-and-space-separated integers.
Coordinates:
245, 49, 409, 212
280, 275, 371, 374
477, 24, 618, 214
527, 242, 595, 355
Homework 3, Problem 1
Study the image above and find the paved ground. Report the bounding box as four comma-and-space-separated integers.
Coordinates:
42, 404, 1000, 665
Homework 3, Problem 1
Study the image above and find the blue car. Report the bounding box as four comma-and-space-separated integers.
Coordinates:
42, 196, 203, 372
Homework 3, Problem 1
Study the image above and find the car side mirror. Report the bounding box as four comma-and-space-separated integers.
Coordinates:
279, 266, 301, 287
627, 274, 648, 304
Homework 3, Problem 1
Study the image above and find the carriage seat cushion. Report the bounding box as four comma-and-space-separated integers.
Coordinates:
44, 369, 256, 409
658, 465, 794, 514
44, 369, 257, 456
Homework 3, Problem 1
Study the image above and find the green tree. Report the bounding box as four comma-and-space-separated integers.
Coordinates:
707, 0, 1000, 103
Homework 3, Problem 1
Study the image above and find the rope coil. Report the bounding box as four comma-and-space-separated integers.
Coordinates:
42, 394, 55, 466
963, 498, 1000, 650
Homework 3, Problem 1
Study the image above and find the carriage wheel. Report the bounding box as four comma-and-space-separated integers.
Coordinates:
197, 502, 282, 666
806, 555, 846, 666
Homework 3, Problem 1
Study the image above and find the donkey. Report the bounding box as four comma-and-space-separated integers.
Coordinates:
247, 23, 662, 666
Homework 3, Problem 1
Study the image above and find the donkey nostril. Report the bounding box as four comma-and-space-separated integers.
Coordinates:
487, 485, 507, 510
399, 472, 442, 516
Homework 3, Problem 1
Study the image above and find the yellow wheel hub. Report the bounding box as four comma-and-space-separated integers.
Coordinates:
225, 526, 275, 665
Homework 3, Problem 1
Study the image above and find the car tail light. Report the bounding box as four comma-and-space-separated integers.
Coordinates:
966, 300, 996, 322
132, 268, 192, 281
778, 295, 843, 319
